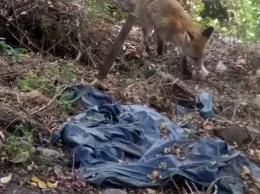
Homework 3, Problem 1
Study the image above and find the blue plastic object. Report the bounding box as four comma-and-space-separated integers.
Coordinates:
51, 85, 260, 193
199, 92, 214, 119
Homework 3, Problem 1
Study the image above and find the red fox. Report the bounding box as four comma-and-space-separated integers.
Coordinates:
132, 0, 214, 80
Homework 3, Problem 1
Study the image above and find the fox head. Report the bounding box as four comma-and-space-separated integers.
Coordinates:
182, 26, 214, 81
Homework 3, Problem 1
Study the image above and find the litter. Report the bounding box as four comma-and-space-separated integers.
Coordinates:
52, 85, 260, 193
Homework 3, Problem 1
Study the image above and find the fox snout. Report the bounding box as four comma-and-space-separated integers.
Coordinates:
191, 65, 209, 81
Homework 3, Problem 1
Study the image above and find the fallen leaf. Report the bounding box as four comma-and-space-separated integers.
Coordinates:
31, 176, 41, 182
160, 122, 167, 129
147, 170, 162, 183
46, 181, 58, 188
31, 176, 47, 189
38, 180, 47, 189
241, 166, 251, 180
0, 174, 12, 184
30, 182, 37, 188
20, 11, 27, 15
255, 150, 260, 160
250, 149, 255, 156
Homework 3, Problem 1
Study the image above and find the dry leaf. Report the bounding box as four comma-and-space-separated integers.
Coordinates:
30, 182, 37, 188
31, 176, 47, 189
0, 174, 12, 184
250, 149, 255, 156
241, 166, 251, 180
31, 176, 41, 182
38, 180, 47, 189
46, 181, 58, 188
255, 150, 260, 160
147, 170, 162, 183
160, 122, 167, 129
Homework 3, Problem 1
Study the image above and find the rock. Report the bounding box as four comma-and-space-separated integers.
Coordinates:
214, 124, 251, 146
102, 189, 128, 194
216, 60, 227, 72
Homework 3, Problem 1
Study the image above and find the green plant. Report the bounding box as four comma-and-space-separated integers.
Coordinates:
18, 70, 56, 94
4, 123, 34, 164
0, 39, 28, 60
86, 0, 127, 21
18, 71, 41, 92
58, 89, 85, 113
60, 62, 76, 83
176, 0, 260, 43
222, 0, 260, 42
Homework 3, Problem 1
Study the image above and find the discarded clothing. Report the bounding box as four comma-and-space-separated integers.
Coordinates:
52, 85, 260, 194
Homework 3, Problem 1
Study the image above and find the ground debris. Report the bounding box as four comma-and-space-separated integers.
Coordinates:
214, 124, 251, 146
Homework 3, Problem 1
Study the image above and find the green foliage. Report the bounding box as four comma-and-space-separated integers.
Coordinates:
18, 71, 42, 92
188, 0, 260, 43
4, 123, 34, 164
175, 0, 260, 42
85, 0, 259, 42
17, 71, 56, 94
60, 62, 76, 82
58, 89, 85, 113
17, 62, 76, 95
188, 0, 219, 29
221, 0, 260, 42
0, 40, 28, 61
86, 0, 127, 21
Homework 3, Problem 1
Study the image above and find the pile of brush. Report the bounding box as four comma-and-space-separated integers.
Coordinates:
0, 0, 90, 62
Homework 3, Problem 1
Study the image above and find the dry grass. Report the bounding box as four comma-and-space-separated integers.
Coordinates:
0, 0, 89, 62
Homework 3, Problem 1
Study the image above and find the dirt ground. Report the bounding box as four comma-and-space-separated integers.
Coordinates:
0, 19, 260, 193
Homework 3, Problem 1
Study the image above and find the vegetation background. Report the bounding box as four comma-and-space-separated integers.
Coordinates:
87, 0, 260, 43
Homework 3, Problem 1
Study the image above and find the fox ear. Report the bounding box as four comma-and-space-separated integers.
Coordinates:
184, 31, 194, 44
201, 26, 214, 38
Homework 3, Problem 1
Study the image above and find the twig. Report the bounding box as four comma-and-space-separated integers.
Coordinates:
4, 117, 20, 131
46, 29, 73, 53
28, 85, 68, 116
72, 153, 75, 175
231, 100, 242, 122
247, 135, 255, 152
6, 29, 35, 54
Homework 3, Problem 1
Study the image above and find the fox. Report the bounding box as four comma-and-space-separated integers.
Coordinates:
132, 0, 214, 80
